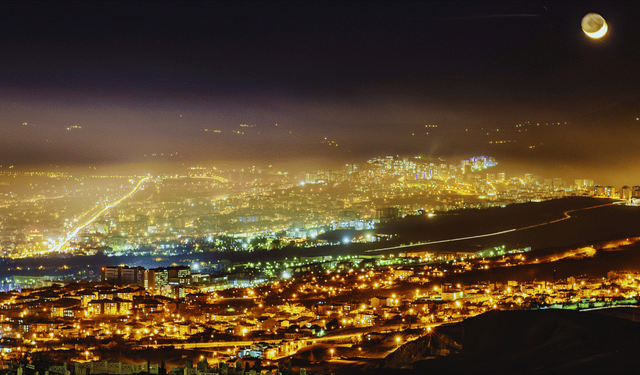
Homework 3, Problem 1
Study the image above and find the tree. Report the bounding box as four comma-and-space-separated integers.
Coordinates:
250, 237, 269, 250
270, 239, 282, 249
9, 352, 54, 375
326, 318, 340, 330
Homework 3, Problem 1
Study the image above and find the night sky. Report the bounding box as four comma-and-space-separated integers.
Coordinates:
2, 1, 640, 184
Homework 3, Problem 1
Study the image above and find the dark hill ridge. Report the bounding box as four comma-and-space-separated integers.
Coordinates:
382, 329, 462, 369
377, 196, 612, 243
371, 197, 640, 257
374, 196, 620, 248
407, 309, 640, 375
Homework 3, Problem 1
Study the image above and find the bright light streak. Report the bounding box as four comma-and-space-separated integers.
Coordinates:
366, 228, 516, 252
49, 177, 150, 253
366, 202, 616, 253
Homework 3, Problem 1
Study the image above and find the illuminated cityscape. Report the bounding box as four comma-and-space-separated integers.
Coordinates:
0, 154, 630, 260
3, 1, 640, 374
2, 158, 640, 373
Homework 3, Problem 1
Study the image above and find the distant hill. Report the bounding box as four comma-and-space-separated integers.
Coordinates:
377, 196, 615, 244
372, 196, 640, 254
494, 101, 640, 186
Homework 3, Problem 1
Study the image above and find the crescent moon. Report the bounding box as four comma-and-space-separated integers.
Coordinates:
585, 21, 608, 39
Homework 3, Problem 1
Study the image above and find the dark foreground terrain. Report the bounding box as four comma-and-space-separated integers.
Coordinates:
354, 308, 640, 375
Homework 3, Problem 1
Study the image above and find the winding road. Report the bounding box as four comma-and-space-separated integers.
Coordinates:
365, 201, 617, 253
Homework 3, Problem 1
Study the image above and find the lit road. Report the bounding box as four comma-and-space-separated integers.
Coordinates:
366, 202, 617, 253
513, 201, 616, 231
151, 322, 447, 351
47, 177, 151, 254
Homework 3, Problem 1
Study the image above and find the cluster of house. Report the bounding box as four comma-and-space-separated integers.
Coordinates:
22, 357, 308, 375
2, 264, 639, 375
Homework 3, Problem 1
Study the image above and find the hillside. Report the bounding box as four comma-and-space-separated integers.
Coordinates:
406, 309, 640, 375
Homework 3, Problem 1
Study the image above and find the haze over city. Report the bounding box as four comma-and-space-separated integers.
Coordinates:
1, 2, 640, 185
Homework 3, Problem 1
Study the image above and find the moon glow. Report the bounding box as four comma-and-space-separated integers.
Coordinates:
581, 13, 607, 39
